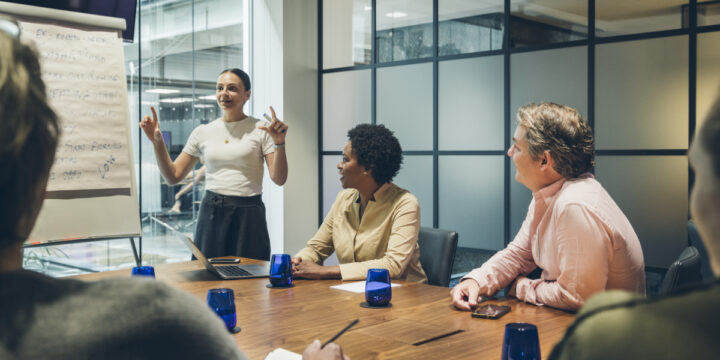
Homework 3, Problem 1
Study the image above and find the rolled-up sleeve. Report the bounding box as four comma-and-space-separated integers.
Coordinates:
338, 196, 420, 280
463, 212, 538, 296
515, 204, 611, 311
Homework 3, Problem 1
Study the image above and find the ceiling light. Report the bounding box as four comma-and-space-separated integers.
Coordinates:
159, 97, 193, 104
146, 88, 180, 94
198, 94, 216, 100
385, 12, 407, 18
364, 5, 371, 11
194, 104, 214, 108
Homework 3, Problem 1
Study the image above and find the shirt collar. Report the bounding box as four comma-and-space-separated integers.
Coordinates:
353, 182, 394, 204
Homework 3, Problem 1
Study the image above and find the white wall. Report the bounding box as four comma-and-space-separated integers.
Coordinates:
253, 0, 318, 255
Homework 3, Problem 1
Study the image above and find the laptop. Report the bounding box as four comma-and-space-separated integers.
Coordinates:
178, 234, 269, 279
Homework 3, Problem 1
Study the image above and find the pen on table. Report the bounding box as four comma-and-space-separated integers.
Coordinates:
263, 113, 286, 133
321, 319, 359, 348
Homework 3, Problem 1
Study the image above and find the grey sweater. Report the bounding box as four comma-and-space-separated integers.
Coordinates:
0, 269, 249, 359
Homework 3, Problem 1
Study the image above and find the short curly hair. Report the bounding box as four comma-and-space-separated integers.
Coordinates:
517, 102, 594, 178
347, 124, 403, 184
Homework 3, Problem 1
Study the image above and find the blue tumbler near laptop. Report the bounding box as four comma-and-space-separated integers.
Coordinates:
131, 266, 155, 278
502, 323, 540, 360
269, 254, 293, 287
207, 288, 237, 332
364, 268, 392, 307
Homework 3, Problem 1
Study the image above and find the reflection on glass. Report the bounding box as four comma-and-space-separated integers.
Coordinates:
595, 36, 688, 150
323, 0, 372, 69
596, 0, 686, 37
698, 2, 720, 26
322, 70, 372, 151
438, 0, 504, 55
510, 0, 587, 47
376, 0, 433, 62
595, 156, 688, 268
697, 32, 720, 132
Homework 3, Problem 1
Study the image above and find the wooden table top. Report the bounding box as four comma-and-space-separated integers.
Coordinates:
75, 259, 575, 360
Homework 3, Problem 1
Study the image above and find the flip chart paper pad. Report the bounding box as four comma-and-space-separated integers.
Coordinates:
330, 281, 402, 293
20, 21, 131, 191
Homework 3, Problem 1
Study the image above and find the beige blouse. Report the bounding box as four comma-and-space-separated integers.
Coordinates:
295, 183, 427, 282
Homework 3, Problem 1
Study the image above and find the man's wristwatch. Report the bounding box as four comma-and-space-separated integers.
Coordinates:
274, 143, 285, 148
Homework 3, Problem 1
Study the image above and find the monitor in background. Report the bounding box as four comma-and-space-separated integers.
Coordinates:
161, 130, 172, 151
5, 0, 138, 42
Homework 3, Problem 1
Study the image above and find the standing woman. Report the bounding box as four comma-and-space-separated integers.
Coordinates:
140, 68, 288, 260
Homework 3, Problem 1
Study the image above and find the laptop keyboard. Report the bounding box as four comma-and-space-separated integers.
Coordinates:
216, 265, 253, 277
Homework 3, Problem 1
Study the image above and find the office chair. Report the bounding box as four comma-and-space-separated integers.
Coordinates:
659, 246, 703, 296
688, 220, 714, 284
417, 227, 458, 287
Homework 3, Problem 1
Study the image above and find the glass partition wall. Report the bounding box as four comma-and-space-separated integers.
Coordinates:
319, 0, 720, 274
24, 0, 248, 276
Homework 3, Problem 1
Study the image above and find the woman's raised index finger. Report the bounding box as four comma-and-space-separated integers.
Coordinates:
150, 106, 158, 122
270, 105, 277, 120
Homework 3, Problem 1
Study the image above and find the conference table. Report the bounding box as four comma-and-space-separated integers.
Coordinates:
74, 259, 575, 359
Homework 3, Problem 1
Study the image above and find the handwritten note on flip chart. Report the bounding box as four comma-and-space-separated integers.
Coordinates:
19, 21, 131, 191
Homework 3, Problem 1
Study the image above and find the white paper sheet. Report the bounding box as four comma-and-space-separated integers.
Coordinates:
20, 22, 131, 191
330, 281, 402, 293
264, 348, 302, 360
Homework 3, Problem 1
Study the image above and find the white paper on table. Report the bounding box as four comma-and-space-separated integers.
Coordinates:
264, 348, 302, 360
330, 281, 402, 293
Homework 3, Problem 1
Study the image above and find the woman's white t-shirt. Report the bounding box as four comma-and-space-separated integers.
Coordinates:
182, 116, 274, 197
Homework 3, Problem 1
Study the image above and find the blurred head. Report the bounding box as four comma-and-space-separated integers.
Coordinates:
689, 96, 720, 276
0, 23, 60, 249
337, 124, 402, 189
508, 102, 594, 191
216, 68, 251, 113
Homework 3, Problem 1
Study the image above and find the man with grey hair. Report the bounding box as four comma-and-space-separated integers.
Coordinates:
451, 102, 645, 311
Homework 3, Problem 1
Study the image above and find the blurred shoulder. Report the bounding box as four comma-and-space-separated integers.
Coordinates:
551, 284, 720, 360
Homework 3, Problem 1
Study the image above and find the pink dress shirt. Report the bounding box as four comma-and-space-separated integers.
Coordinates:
463, 174, 645, 311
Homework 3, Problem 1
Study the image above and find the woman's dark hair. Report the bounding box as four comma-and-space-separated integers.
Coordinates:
347, 124, 403, 184
220, 68, 251, 91
0, 30, 60, 248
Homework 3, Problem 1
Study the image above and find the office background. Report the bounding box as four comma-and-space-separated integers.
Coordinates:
23, 1, 720, 287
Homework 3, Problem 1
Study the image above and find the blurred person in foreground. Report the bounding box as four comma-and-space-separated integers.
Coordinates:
451, 102, 645, 311
292, 124, 427, 282
549, 96, 720, 359
0, 18, 346, 360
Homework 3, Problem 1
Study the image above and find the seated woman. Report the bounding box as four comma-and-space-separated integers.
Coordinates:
0, 19, 343, 360
292, 124, 427, 282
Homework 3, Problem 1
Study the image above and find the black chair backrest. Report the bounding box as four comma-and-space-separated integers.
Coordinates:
659, 246, 703, 295
688, 220, 714, 284
417, 227, 458, 287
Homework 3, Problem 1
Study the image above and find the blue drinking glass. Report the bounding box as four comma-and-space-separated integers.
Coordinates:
269, 254, 292, 287
502, 323, 540, 360
365, 268, 392, 306
207, 288, 237, 332
131, 266, 155, 278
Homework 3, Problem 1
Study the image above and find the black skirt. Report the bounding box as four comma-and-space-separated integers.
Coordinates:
194, 190, 271, 260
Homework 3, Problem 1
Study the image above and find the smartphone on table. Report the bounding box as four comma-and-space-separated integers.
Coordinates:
209, 258, 241, 264
471, 304, 511, 320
